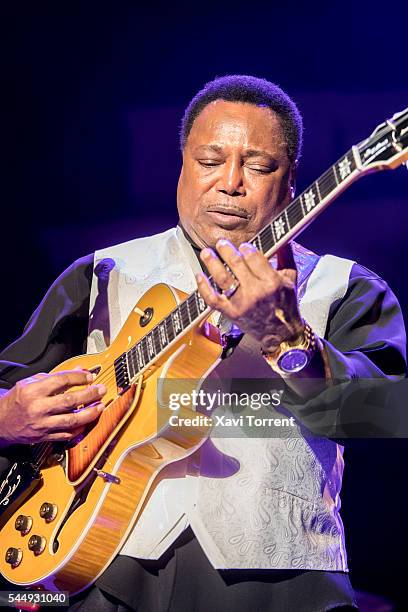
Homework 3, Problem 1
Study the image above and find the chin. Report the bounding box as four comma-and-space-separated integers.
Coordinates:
204, 227, 248, 249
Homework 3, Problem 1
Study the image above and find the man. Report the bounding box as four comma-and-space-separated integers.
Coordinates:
0, 75, 406, 611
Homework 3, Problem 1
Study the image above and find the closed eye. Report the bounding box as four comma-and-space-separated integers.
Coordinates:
247, 165, 274, 173
197, 160, 223, 167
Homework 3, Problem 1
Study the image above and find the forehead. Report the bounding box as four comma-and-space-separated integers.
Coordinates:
187, 100, 287, 154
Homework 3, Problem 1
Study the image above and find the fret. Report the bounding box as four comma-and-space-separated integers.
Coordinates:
166, 314, 176, 341
315, 179, 322, 201
259, 225, 273, 254
333, 163, 340, 185
184, 298, 191, 323
252, 233, 263, 253
179, 303, 190, 329
317, 168, 336, 199
284, 207, 291, 230
135, 343, 145, 369
152, 327, 161, 354
287, 198, 304, 229
141, 338, 149, 365
187, 294, 199, 320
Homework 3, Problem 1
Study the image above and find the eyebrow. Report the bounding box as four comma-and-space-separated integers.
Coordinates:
194, 144, 275, 159
243, 148, 275, 160
194, 144, 224, 155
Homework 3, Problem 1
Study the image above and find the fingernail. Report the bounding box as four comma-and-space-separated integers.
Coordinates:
97, 403, 105, 412
239, 242, 255, 252
96, 384, 106, 395
200, 248, 213, 259
86, 372, 94, 382
216, 239, 230, 247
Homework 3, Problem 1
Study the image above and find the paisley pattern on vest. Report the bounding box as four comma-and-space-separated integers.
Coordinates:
87, 227, 354, 570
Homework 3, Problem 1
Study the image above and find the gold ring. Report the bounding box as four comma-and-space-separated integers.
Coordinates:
222, 280, 240, 298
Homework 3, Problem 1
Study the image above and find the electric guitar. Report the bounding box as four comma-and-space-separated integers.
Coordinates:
0, 108, 407, 595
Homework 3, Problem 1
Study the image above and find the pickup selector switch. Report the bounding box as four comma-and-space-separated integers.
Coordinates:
28, 535, 46, 554
5, 547, 23, 567
15, 514, 33, 534
39, 502, 58, 522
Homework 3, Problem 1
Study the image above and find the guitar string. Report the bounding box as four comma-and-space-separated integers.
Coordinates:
40, 168, 342, 397
29, 133, 408, 468
31, 164, 346, 468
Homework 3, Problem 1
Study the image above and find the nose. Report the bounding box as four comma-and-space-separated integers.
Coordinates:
217, 157, 246, 197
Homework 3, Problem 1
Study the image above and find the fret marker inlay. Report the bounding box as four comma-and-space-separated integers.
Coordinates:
273, 216, 286, 240
304, 189, 316, 212
338, 157, 352, 180
172, 311, 182, 332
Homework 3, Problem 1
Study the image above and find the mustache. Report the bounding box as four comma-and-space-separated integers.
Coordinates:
206, 204, 250, 219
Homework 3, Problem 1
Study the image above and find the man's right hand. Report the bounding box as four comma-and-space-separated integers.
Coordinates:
0, 370, 106, 446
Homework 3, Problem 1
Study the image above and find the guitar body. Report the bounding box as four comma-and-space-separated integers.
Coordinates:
0, 283, 223, 593
1, 105, 407, 594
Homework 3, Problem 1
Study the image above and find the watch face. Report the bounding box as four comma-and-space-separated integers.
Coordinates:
278, 349, 309, 373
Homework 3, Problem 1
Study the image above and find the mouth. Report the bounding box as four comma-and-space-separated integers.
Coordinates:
205, 206, 250, 229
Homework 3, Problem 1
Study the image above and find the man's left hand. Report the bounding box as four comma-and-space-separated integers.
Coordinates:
196, 239, 305, 353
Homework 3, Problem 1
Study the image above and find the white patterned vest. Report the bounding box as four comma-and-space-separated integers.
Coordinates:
87, 227, 354, 571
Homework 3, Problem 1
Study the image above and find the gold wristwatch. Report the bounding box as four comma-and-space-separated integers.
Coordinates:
261, 321, 317, 376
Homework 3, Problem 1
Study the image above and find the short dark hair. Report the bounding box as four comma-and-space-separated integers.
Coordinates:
180, 74, 303, 162
180, 75, 303, 163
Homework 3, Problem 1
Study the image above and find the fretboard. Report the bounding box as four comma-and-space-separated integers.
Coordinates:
114, 148, 358, 390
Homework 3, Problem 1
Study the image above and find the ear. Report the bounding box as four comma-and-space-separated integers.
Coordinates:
289, 160, 298, 198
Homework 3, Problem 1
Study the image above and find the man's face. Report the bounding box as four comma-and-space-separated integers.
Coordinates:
177, 100, 295, 249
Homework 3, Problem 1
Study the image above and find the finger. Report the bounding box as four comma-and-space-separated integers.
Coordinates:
280, 268, 297, 287
212, 239, 253, 284
200, 247, 236, 292
45, 426, 87, 442
31, 370, 96, 397
45, 425, 86, 442
44, 384, 107, 414
276, 242, 297, 273
195, 272, 233, 314
238, 242, 278, 280
46, 401, 105, 432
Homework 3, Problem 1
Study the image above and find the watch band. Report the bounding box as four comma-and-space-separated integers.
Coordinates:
261, 320, 317, 376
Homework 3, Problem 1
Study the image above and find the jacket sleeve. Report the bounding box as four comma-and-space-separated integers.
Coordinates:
283, 264, 407, 439
322, 263, 407, 379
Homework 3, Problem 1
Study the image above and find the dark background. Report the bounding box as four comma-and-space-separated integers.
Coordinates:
1, 1, 407, 608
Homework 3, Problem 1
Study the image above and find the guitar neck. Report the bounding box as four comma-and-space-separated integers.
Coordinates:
245, 147, 361, 259
120, 146, 371, 384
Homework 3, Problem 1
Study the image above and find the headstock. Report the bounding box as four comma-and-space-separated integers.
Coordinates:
356, 107, 408, 172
